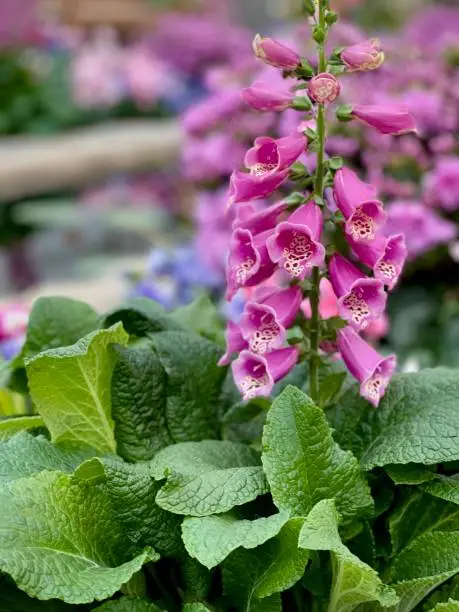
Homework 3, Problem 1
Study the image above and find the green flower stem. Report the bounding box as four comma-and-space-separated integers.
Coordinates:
309, 0, 328, 404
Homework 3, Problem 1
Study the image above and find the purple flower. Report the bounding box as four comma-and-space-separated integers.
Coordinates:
228, 169, 290, 207
383, 201, 457, 257
308, 73, 341, 104
183, 133, 245, 182
252, 35, 300, 70
341, 39, 384, 72
226, 229, 276, 300
267, 202, 326, 279
338, 326, 396, 407
182, 89, 243, 136
424, 157, 459, 211
219, 321, 248, 366
232, 201, 288, 235
351, 104, 417, 136
350, 234, 407, 291
239, 286, 302, 354
232, 347, 299, 400
329, 254, 387, 331
242, 81, 294, 112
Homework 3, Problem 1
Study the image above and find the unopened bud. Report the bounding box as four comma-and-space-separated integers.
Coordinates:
308, 73, 341, 104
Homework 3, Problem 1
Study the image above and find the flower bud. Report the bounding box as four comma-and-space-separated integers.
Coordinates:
341, 39, 384, 72
252, 35, 300, 70
308, 73, 341, 104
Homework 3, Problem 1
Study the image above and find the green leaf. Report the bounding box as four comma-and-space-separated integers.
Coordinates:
298, 499, 398, 611
262, 386, 373, 522
0, 574, 82, 611
389, 491, 459, 554
0, 432, 97, 484
386, 464, 436, 485
423, 576, 459, 610
422, 476, 459, 505
182, 604, 212, 612
150, 331, 226, 442
93, 596, 163, 611
327, 369, 459, 470
390, 532, 459, 612
103, 298, 182, 336
429, 602, 459, 612
74, 457, 182, 557
0, 387, 28, 416
222, 518, 309, 606
0, 471, 158, 604
172, 295, 224, 345
111, 346, 173, 462
182, 511, 290, 569
152, 440, 268, 516
26, 324, 129, 454
318, 371, 347, 408
19, 297, 100, 363
0, 415, 44, 438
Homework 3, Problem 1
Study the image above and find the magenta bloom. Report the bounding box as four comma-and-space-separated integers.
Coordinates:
252, 35, 300, 70
182, 89, 243, 135
337, 327, 396, 407
242, 81, 294, 112
350, 234, 407, 290
329, 254, 387, 331
245, 134, 307, 175
219, 321, 248, 366
0, 304, 29, 342
341, 39, 384, 72
364, 314, 390, 342
308, 73, 341, 104
233, 201, 288, 235
351, 104, 417, 136
302, 278, 339, 320
226, 229, 276, 300
334, 168, 386, 243
228, 170, 289, 207
424, 158, 459, 211
240, 286, 302, 354
267, 202, 326, 279
232, 347, 299, 400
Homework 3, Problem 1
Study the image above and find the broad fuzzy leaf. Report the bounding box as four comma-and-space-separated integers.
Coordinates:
422, 476, 459, 505
0, 471, 158, 604
0, 415, 44, 439
328, 369, 459, 469
111, 346, 173, 462
26, 324, 129, 453
222, 518, 308, 606
386, 464, 436, 485
298, 499, 398, 611
152, 440, 268, 516
171, 295, 224, 345
74, 457, 182, 557
182, 511, 289, 569
262, 386, 373, 522
103, 298, 183, 336
429, 602, 459, 612
182, 605, 213, 612
93, 597, 163, 611
0, 432, 97, 484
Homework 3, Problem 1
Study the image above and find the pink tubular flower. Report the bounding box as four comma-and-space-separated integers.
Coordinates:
333, 168, 386, 243
228, 170, 289, 207
252, 34, 300, 70
329, 254, 387, 331
302, 278, 339, 320
232, 347, 299, 400
364, 314, 390, 342
0, 304, 29, 341
350, 234, 407, 290
239, 286, 302, 354
308, 73, 341, 104
337, 326, 396, 407
267, 202, 326, 279
219, 321, 248, 366
351, 104, 417, 136
242, 81, 294, 112
233, 201, 288, 235
341, 39, 384, 72
226, 229, 276, 300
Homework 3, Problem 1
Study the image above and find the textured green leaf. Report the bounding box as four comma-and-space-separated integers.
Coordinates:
150, 331, 225, 443
0, 432, 97, 484
172, 295, 224, 345
0, 387, 28, 416
0, 415, 44, 438
222, 518, 308, 605
0, 575, 82, 611
429, 602, 459, 612
182, 511, 290, 569
26, 324, 129, 453
93, 596, 163, 611
298, 499, 398, 611
20, 297, 100, 363
318, 371, 347, 408
0, 471, 158, 604
423, 577, 459, 610
103, 298, 182, 336
74, 457, 182, 557
152, 440, 268, 516
262, 386, 372, 522
422, 476, 459, 505
181, 604, 212, 612
180, 556, 212, 601
386, 464, 436, 485
389, 491, 459, 554
328, 369, 459, 469
390, 532, 459, 612
111, 346, 172, 462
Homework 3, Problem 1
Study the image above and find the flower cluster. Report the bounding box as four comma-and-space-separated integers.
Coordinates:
220, 10, 416, 408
